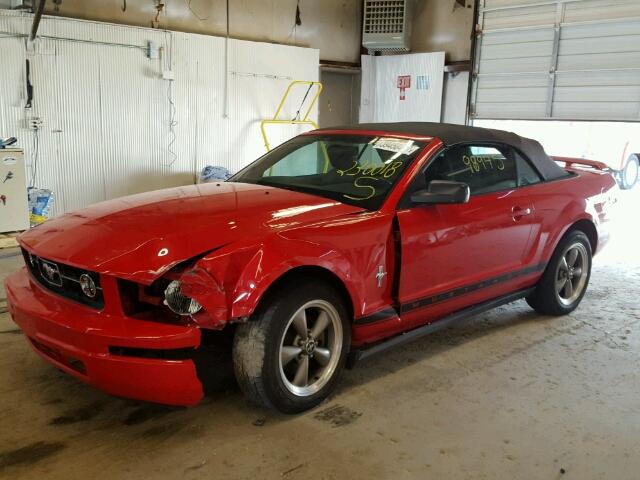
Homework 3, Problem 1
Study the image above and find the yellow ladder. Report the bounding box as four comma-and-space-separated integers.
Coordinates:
260, 80, 323, 152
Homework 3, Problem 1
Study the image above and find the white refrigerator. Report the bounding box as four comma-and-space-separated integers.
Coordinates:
0, 148, 29, 233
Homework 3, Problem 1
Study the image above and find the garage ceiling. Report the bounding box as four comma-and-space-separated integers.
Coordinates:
470, 0, 640, 121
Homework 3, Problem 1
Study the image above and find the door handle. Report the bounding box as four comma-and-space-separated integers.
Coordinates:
512, 206, 532, 220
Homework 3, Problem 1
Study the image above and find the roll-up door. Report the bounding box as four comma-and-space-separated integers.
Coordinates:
470, 0, 640, 121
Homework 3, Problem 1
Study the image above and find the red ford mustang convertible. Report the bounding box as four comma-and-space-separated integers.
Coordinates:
5, 123, 617, 413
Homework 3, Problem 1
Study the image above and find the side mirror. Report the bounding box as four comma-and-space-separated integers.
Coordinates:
410, 180, 470, 205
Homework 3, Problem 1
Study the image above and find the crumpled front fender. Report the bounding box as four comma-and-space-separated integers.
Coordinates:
178, 212, 392, 329
179, 267, 228, 329
186, 238, 363, 326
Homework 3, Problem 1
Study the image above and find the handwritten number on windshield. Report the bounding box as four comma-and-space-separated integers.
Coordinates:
337, 160, 404, 201
344, 177, 377, 200
338, 161, 403, 179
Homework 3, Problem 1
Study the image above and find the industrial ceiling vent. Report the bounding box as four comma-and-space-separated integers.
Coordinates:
362, 0, 412, 54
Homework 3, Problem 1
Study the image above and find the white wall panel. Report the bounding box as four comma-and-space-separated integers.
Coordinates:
441, 72, 470, 125
0, 10, 319, 216
359, 52, 445, 123
472, 0, 640, 121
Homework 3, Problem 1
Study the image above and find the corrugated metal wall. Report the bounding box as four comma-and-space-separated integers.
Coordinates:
470, 0, 640, 121
0, 10, 319, 215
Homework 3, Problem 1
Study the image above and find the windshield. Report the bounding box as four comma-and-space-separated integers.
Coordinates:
230, 134, 426, 210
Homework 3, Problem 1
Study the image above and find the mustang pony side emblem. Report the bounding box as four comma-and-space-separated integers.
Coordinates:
39, 260, 63, 287
376, 265, 387, 288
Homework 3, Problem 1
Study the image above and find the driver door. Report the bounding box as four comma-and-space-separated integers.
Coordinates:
396, 144, 538, 329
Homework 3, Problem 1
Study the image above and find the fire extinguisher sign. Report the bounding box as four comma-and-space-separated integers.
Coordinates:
397, 75, 411, 100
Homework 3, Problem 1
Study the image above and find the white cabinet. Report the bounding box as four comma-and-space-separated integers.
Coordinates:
0, 149, 29, 232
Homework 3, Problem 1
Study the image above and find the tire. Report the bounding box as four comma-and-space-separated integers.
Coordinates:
526, 230, 592, 316
233, 279, 350, 413
620, 155, 639, 190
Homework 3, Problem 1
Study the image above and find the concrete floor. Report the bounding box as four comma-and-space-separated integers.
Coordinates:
0, 188, 638, 480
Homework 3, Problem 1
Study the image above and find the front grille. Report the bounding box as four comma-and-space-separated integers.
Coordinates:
22, 248, 105, 309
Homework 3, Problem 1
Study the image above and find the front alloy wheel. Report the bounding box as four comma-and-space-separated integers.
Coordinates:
233, 280, 350, 413
279, 300, 343, 397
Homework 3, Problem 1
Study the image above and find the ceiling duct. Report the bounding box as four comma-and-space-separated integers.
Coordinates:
362, 0, 413, 54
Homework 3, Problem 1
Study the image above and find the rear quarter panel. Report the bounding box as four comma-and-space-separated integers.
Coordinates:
525, 169, 617, 266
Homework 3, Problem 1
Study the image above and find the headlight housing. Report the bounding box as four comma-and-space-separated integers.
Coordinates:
163, 280, 203, 315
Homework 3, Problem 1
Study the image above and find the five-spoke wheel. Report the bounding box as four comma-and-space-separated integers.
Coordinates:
555, 242, 588, 306
279, 300, 342, 396
527, 230, 592, 316
233, 280, 350, 413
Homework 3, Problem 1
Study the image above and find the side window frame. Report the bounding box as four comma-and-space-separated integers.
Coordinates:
399, 141, 535, 209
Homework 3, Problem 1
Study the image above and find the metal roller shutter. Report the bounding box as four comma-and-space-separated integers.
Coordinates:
470, 0, 640, 121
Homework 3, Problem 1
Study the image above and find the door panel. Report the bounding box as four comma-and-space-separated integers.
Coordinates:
397, 189, 536, 328
395, 142, 541, 329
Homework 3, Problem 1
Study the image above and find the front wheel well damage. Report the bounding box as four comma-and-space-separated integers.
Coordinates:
251, 266, 355, 323
567, 219, 598, 254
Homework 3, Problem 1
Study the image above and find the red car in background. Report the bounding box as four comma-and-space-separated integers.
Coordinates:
5, 123, 618, 413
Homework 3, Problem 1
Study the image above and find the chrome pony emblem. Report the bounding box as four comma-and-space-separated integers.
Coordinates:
39, 260, 62, 287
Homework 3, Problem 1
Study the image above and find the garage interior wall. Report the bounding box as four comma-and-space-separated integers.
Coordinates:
0, 10, 319, 216
412, 0, 475, 124
412, 0, 474, 62
321, 0, 477, 128
318, 69, 360, 127
0, 0, 362, 64
471, 0, 640, 121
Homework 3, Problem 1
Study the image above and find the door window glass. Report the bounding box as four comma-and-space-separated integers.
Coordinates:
424, 145, 517, 195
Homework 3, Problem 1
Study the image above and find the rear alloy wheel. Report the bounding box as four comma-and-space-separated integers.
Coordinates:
527, 230, 592, 316
620, 155, 639, 190
233, 280, 350, 413
554, 242, 589, 307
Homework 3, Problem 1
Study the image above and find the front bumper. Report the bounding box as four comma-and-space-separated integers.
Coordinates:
5, 267, 205, 406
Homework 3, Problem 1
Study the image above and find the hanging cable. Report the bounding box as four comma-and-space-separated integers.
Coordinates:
29, 0, 46, 42
291, 83, 313, 121
286, 0, 302, 42
223, 0, 229, 118
163, 31, 178, 167
166, 81, 178, 167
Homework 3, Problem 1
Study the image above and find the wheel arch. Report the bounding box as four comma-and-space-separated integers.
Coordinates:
249, 266, 355, 323
566, 218, 598, 254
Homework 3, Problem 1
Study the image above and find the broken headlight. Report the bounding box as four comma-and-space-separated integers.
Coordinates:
163, 280, 203, 316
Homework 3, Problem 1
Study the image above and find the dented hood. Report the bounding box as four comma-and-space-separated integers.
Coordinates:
19, 182, 363, 284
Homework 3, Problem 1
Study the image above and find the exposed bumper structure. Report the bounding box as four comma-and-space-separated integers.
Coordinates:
5, 267, 205, 406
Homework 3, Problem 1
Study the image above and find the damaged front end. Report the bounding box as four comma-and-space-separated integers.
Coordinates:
119, 262, 231, 331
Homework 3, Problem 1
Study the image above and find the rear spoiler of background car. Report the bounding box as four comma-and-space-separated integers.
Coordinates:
552, 156, 610, 172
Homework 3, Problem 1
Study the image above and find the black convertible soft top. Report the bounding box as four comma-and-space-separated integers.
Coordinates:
318, 122, 568, 181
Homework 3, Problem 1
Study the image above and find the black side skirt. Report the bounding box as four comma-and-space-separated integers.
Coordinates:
347, 287, 534, 368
